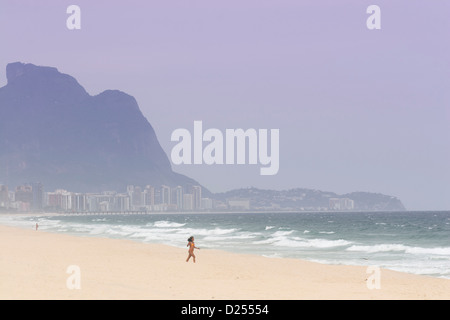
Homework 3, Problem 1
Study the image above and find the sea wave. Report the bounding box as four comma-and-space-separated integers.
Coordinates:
1, 211, 449, 279
254, 235, 351, 249
181, 227, 238, 236
204, 232, 260, 242
346, 244, 450, 256
152, 221, 186, 228
272, 230, 295, 236
273, 237, 351, 249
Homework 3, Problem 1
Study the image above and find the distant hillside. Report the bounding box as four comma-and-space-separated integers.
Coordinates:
0, 62, 204, 193
341, 191, 406, 211
213, 187, 406, 211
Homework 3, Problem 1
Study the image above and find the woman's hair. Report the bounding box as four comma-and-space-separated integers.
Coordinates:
187, 236, 194, 242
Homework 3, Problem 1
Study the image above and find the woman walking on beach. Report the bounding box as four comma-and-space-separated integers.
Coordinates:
186, 236, 200, 263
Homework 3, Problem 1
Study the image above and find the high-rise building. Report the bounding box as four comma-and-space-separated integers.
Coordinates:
183, 193, 194, 211
340, 198, 354, 210
132, 186, 142, 207
127, 185, 134, 205
192, 185, 202, 209
87, 195, 98, 212
329, 198, 354, 210
143, 185, 155, 206
15, 185, 33, 204
31, 182, 43, 211
201, 198, 213, 210
60, 191, 72, 211
161, 185, 171, 205
72, 193, 86, 212
153, 187, 161, 205
174, 186, 183, 210
47, 192, 62, 209
0, 185, 9, 207
115, 194, 130, 212
329, 198, 341, 210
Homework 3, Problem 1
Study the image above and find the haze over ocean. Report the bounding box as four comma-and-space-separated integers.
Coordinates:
0, 1, 448, 210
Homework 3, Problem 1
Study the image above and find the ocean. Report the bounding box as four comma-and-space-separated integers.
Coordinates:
1, 211, 449, 279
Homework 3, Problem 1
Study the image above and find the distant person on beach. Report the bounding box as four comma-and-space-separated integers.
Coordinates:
186, 236, 200, 263
35, 223, 38, 231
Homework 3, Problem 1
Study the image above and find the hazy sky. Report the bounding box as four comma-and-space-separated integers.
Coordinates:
1, 1, 449, 210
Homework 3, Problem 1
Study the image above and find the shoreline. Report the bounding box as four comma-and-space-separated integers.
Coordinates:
4, 209, 449, 216
1, 223, 449, 299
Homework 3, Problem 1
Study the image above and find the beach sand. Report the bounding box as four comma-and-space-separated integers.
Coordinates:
0, 224, 449, 300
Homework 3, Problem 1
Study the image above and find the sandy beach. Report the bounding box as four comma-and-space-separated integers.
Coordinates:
0, 224, 449, 300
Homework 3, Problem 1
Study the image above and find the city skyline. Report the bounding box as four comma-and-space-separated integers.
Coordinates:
0, 182, 211, 213
1, 180, 407, 213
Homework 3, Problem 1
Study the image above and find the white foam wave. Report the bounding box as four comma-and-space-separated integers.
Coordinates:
262, 253, 282, 259
406, 246, 450, 256
347, 244, 450, 256
252, 238, 278, 245
180, 227, 238, 237
203, 232, 259, 242
88, 225, 111, 235
273, 237, 351, 248
153, 221, 186, 228
347, 244, 408, 253
272, 230, 294, 236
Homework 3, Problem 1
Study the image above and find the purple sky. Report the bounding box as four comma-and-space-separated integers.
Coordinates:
1, 1, 449, 210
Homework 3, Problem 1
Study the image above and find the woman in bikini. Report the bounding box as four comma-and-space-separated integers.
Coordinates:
186, 236, 200, 263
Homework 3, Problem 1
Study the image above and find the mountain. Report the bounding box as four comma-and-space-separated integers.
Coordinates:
213, 187, 406, 211
341, 191, 406, 211
0, 62, 202, 192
